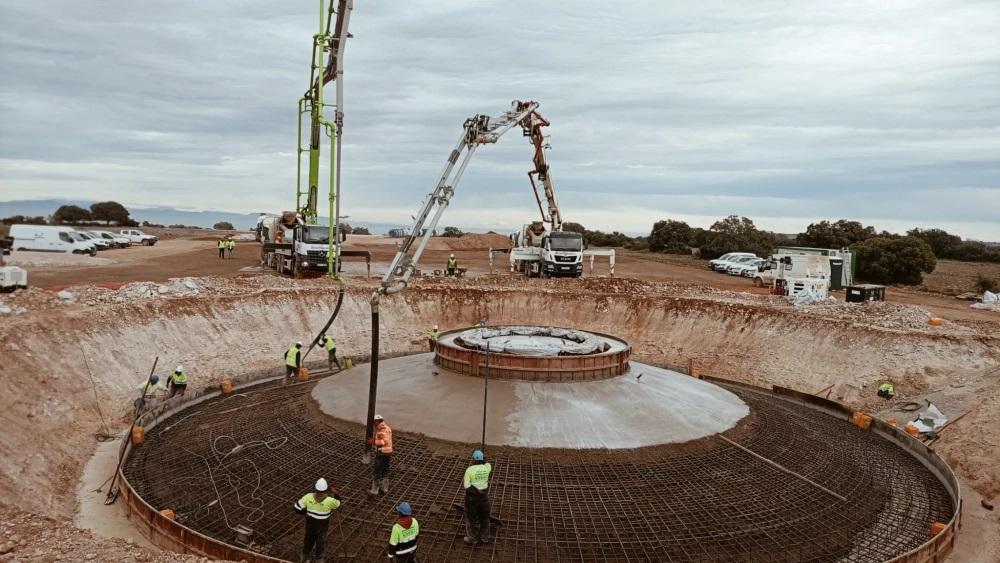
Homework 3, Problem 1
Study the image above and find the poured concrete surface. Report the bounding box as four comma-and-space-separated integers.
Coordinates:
312, 354, 748, 448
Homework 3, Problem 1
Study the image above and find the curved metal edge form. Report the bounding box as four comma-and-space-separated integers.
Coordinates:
702, 376, 963, 563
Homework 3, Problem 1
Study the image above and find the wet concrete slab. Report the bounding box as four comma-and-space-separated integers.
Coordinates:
312, 354, 748, 448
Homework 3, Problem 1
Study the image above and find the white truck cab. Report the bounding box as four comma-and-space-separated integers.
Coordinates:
8, 225, 97, 255
510, 222, 584, 278
119, 229, 158, 246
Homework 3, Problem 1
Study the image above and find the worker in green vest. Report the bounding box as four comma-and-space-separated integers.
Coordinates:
320, 334, 341, 370
463, 449, 492, 545
428, 325, 440, 352
446, 253, 458, 276
217, 238, 226, 259
226, 238, 235, 258
294, 477, 342, 563
877, 381, 895, 399
167, 365, 188, 398
284, 342, 303, 384
387, 501, 419, 562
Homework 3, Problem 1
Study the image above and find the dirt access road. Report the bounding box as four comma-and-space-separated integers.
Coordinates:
15, 232, 998, 327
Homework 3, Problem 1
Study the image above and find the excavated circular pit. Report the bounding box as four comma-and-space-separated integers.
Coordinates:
435, 325, 631, 381
122, 351, 958, 563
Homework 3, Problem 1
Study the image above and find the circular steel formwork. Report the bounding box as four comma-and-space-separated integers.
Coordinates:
434, 326, 631, 381
119, 363, 960, 563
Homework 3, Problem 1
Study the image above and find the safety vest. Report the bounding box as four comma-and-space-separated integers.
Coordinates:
447, 257, 457, 268
285, 346, 299, 368
294, 493, 341, 520
464, 462, 492, 491
388, 518, 419, 555
169, 370, 188, 385
428, 329, 440, 341
218, 240, 225, 248
879, 382, 894, 394
323, 337, 336, 352
228, 240, 235, 249
374, 422, 393, 454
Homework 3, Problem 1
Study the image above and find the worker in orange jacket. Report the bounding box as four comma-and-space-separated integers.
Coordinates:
367, 414, 393, 495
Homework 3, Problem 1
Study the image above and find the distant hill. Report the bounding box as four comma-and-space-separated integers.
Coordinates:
0, 199, 405, 234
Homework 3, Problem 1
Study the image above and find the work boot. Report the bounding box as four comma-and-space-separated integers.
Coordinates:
463, 536, 477, 545
368, 479, 380, 496
379, 477, 390, 493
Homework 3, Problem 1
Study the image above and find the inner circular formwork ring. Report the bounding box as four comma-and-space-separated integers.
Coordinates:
435, 325, 632, 381
122, 364, 958, 563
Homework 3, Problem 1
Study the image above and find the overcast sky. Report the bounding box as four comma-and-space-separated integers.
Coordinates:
1, 0, 998, 239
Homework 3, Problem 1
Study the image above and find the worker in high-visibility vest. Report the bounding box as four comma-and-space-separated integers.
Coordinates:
463, 449, 492, 545
284, 342, 303, 384
428, 325, 440, 352
367, 414, 393, 495
167, 365, 188, 398
877, 381, 895, 399
320, 334, 341, 370
226, 238, 235, 258
217, 238, 226, 259
387, 501, 419, 562
446, 254, 458, 276
294, 477, 342, 563
133, 375, 164, 410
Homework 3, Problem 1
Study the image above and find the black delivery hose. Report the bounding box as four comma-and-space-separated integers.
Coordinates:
364, 305, 379, 459
301, 282, 346, 362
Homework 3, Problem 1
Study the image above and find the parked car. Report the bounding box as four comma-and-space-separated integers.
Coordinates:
8, 225, 97, 255
119, 229, 158, 246
77, 231, 112, 250
91, 230, 132, 248
710, 252, 756, 272
726, 257, 764, 276
740, 258, 766, 277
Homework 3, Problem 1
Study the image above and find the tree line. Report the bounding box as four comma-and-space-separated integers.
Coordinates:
571, 216, 997, 286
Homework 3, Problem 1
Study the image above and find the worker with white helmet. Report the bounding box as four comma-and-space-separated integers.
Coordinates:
463, 449, 493, 545
167, 364, 188, 398
427, 325, 441, 352
446, 253, 458, 276
294, 477, 343, 563
367, 414, 394, 495
284, 341, 304, 384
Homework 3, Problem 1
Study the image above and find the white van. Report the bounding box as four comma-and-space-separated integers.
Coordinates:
9, 225, 98, 256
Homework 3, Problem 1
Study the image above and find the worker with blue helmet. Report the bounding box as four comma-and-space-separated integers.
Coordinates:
133, 374, 164, 410
463, 449, 493, 545
387, 501, 419, 561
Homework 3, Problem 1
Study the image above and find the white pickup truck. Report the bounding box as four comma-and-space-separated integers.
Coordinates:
119, 229, 158, 246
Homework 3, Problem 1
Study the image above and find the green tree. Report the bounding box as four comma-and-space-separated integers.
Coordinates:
352, 226, 371, 235
53, 205, 92, 224
89, 201, 131, 225
1, 215, 46, 225
855, 236, 937, 285
441, 226, 464, 238
699, 215, 775, 259
906, 228, 963, 258
648, 219, 693, 254
562, 222, 586, 234
797, 220, 875, 249
213, 221, 235, 230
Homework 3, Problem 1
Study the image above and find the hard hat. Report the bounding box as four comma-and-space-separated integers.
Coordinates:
315, 478, 328, 492
396, 501, 412, 516
472, 449, 484, 461
175, 365, 183, 373
374, 414, 384, 422
295, 341, 303, 347
450, 253, 455, 257
150, 375, 160, 383
433, 325, 438, 330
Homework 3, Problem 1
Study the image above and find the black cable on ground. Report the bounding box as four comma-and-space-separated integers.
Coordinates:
302, 280, 346, 361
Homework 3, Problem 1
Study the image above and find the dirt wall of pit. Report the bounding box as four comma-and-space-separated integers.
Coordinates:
1, 282, 997, 515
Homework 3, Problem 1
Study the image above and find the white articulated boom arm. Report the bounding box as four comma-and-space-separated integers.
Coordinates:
521, 105, 563, 232
374, 100, 540, 298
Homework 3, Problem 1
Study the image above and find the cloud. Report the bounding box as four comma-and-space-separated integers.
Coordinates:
1, 0, 998, 240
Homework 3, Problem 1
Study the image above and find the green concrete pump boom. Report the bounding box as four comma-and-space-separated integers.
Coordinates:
296, 0, 353, 275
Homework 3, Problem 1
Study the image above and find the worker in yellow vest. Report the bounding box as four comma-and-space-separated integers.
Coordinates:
387, 501, 419, 562
877, 381, 895, 399
294, 477, 342, 563
428, 325, 440, 352
446, 253, 458, 276
226, 238, 235, 258
463, 449, 492, 545
217, 238, 226, 259
284, 342, 303, 384
320, 334, 341, 370
167, 365, 188, 398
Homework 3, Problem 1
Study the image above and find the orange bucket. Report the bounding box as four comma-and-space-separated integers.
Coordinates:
930, 522, 946, 536
160, 509, 176, 520
297, 367, 310, 382
220, 379, 233, 394
130, 425, 145, 446
904, 423, 921, 436
885, 418, 897, 426
852, 412, 872, 430
928, 318, 945, 326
